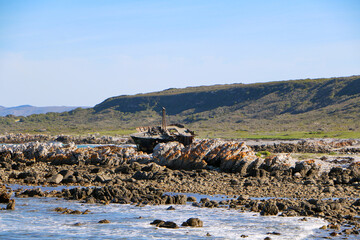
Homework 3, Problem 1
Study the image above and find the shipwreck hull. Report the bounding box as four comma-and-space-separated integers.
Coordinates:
131, 135, 194, 153
130, 108, 195, 153
131, 136, 171, 153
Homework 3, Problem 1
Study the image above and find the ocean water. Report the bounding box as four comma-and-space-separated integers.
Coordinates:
0, 191, 339, 240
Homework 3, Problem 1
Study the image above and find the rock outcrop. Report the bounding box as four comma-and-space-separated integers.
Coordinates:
153, 139, 259, 173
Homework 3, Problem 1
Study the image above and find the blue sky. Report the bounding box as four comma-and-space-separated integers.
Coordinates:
0, 0, 359, 107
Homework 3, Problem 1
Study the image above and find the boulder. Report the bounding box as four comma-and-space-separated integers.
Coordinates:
153, 139, 260, 173
6, 199, 15, 210
94, 174, 112, 183
0, 185, 11, 203
18, 188, 44, 197
349, 162, 360, 181
158, 221, 178, 229
150, 219, 165, 225
153, 141, 207, 170
181, 218, 203, 227
294, 160, 319, 178
98, 219, 110, 224
261, 154, 296, 173
260, 202, 279, 216
48, 174, 63, 184
187, 196, 197, 202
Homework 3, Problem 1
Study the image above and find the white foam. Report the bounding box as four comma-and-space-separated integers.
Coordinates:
0, 196, 335, 239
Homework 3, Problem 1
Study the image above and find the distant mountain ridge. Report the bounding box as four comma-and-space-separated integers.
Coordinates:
0, 105, 81, 116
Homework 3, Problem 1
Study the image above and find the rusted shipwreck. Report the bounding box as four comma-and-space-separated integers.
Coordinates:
130, 107, 195, 153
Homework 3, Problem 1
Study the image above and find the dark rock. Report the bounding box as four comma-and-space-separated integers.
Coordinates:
158, 221, 178, 228
181, 218, 203, 227
18, 188, 44, 197
0, 186, 11, 203
94, 175, 111, 183
150, 219, 165, 225
187, 196, 197, 202
200, 198, 210, 203
62, 175, 77, 184
54, 207, 67, 212
141, 163, 164, 172
260, 202, 279, 216
98, 219, 110, 224
82, 209, 91, 214
352, 199, 360, 206
133, 171, 152, 180
69, 210, 82, 214
6, 199, 15, 210
237, 195, 250, 201
58, 170, 74, 179
166, 206, 175, 210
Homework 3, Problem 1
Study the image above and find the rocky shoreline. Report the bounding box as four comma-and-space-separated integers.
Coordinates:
1, 135, 360, 238
0, 133, 129, 145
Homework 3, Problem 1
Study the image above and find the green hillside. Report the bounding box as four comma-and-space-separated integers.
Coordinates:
1, 76, 360, 139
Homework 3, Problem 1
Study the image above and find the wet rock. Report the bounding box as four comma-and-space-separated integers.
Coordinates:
17, 188, 44, 197
187, 196, 197, 202
6, 199, 15, 210
150, 219, 165, 225
237, 195, 250, 201
69, 210, 82, 214
158, 221, 178, 229
200, 198, 210, 203
166, 206, 175, 210
82, 209, 90, 214
328, 224, 341, 230
260, 202, 279, 216
98, 219, 110, 224
0, 186, 11, 203
54, 207, 67, 212
181, 218, 203, 227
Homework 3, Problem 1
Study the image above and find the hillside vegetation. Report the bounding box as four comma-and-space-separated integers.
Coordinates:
1, 76, 359, 139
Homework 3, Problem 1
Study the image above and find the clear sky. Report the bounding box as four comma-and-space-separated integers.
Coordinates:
0, 0, 359, 107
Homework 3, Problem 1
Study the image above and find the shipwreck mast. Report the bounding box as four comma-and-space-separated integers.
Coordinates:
161, 107, 167, 130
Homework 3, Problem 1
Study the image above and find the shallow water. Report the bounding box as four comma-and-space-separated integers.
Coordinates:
0, 193, 337, 240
